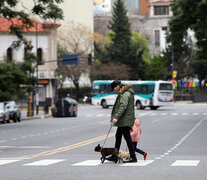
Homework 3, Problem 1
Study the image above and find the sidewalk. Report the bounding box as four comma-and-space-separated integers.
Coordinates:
21, 110, 52, 121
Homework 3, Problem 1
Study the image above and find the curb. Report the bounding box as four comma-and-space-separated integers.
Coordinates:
22, 114, 52, 121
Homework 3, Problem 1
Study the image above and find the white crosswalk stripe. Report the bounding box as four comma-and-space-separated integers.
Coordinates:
0, 159, 202, 167
23, 159, 66, 166
121, 160, 154, 166
72, 160, 101, 166
171, 160, 200, 166
0, 159, 21, 165
84, 112, 206, 117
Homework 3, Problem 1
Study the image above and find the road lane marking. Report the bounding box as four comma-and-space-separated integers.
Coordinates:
72, 160, 101, 166
171, 160, 200, 166
171, 113, 178, 116
0, 140, 8, 143
21, 132, 116, 159
99, 120, 110, 125
156, 116, 207, 160
24, 159, 65, 166
0, 146, 51, 149
121, 160, 154, 166
0, 160, 20, 165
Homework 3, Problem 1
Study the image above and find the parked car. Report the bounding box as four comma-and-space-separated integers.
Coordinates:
0, 102, 10, 123
5, 101, 21, 122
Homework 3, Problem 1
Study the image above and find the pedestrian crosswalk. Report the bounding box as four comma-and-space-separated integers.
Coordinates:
82, 112, 207, 118
0, 159, 200, 167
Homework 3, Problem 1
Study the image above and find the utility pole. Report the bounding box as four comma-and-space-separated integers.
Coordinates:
27, 40, 34, 117
36, 22, 39, 115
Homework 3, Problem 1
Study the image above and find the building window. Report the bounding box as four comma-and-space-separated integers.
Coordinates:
154, 6, 169, 15
155, 30, 160, 46
7, 47, 13, 62
37, 48, 43, 63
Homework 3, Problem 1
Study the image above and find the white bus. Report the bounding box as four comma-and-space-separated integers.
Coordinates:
92, 80, 174, 110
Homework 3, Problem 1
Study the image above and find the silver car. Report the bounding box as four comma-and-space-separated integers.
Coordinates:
0, 102, 10, 123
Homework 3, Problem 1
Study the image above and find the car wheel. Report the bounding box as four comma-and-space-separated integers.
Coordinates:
7, 118, 10, 123
14, 114, 17, 123
2, 116, 5, 124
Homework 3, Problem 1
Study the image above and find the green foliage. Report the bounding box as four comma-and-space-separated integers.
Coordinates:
0, 60, 36, 101
167, 0, 207, 81
0, 0, 63, 43
145, 55, 168, 80
95, 30, 150, 80
106, 0, 132, 64
58, 86, 92, 100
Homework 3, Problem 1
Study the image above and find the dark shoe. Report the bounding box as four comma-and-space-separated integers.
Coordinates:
144, 152, 148, 160
106, 155, 118, 163
123, 155, 137, 163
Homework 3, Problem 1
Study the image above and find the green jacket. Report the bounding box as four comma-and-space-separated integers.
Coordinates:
111, 84, 135, 127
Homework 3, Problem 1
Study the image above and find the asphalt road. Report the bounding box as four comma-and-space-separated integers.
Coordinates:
0, 103, 207, 180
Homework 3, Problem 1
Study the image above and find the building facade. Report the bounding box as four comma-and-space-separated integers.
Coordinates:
94, 0, 174, 56
0, 18, 61, 105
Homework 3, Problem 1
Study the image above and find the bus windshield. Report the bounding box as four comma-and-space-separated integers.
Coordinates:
159, 83, 173, 90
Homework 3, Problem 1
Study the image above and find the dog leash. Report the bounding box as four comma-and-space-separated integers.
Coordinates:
102, 124, 113, 148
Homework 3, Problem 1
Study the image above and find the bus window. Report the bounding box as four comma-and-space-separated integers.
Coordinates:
159, 83, 173, 90
92, 85, 99, 96
141, 85, 148, 94
132, 85, 139, 94
149, 85, 155, 94
100, 84, 107, 94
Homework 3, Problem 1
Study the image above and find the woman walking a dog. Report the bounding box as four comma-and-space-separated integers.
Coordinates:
106, 80, 137, 163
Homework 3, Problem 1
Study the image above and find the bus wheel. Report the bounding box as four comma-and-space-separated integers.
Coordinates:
136, 101, 145, 110
101, 100, 108, 109
150, 106, 159, 110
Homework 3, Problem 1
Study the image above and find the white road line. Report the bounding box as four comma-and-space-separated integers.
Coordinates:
203, 113, 207, 115
171, 160, 200, 166
24, 159, 65, 166
72, 160, 101, 166
171, 113, 178, 116
0, 160, 20, 165
86, 114, 92, 117
96, 114, 105, 117
149, 113, 157, 116
121, 160, 154, 166
0, 140, 8, 143
182, 113, 188, 115
192, 113, 199, 115
0, 146, 51, 149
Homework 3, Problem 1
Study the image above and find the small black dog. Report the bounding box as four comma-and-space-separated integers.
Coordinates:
94, 144, 119, 163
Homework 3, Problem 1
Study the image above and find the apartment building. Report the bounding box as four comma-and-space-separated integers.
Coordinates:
94, 0, 173, 56
0, 18, 60, 105
1, 0, 94, 103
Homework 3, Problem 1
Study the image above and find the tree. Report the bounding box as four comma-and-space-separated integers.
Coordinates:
95, 30, 150, 80
129, 32, 150, 80
145, 55, 168, 80
0, 0, 63, 46
105, 0, 132, 65
167, 0, 207, 82
0, 53, 36, 101
57, 21, 101, 101
93, 61, 130, 80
